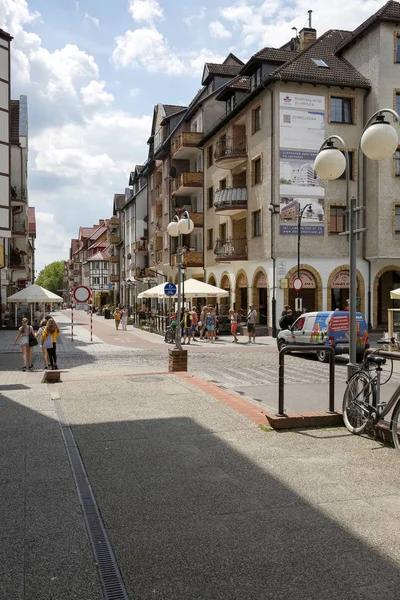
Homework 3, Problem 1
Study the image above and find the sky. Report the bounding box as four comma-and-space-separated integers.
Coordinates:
0, 0, 386, 272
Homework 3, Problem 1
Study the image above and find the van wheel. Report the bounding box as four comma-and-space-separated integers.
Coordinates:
277, 339, 287, 352
316, 349, 329, 363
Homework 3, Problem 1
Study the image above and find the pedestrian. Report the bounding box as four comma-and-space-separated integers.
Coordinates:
229, 308, 239, 343
281, 304, 291, 317
113, 307, 121, 330
279, 308, 295, 331
41, 317, 60, 370
246, 304, 257, 344
199, 305, 208, 341
344, 299, 350, 311
13, 317, 34, 371
36, 318, 50, 370
190, 306, 198, 342
181, 308, 193, 345
121, 306, 128, 331
206, 307, 216, 343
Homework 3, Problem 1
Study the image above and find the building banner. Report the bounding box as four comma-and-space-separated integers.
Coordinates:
279, 93, 326, 236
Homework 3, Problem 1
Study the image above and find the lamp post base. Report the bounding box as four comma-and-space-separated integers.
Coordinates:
346, 362, 358, 380
168, 348, 188, 372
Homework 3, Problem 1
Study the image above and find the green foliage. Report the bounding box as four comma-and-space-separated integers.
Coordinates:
36, 260, 64, 294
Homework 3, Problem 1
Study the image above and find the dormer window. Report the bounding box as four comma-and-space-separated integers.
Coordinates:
250, 67, 262, 91
226, 96, 236, 114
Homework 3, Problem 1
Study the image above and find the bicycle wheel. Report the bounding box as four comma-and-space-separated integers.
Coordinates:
391, 399, 400, 451
343, 370, 373, 434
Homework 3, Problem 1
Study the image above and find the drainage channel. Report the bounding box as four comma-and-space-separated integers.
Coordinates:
53, 397, 129, 600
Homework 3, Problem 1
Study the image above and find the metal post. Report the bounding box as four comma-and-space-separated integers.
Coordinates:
278, 350, 285, 416
90, 303, 93, 342
71, 303, 74, 341
329, 350, 335, 413
348, 195, 357, 375
176, 232, 182, 350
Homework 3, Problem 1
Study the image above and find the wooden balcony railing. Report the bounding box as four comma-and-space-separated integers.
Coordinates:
214, 237, 247, 260
172, 251, 203, 268
171, 131, 202, 156
171, 172, 203, 194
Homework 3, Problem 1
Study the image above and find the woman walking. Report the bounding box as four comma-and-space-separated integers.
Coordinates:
121, 306, 128, 331
229, 308, 239, 343
113, 307, 121, 330
206, 307, 217, 343
36, 318, 50, 369
199, 305, 208, 341
13, 317, 34, 371
42, 318, 60, 370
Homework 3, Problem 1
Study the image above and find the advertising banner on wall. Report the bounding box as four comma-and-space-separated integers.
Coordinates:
279, 93, 326, 236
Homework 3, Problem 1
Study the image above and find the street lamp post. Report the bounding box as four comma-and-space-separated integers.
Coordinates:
314, 110, 399, 378
167, 211, 194, 351
297, 203, 312, 313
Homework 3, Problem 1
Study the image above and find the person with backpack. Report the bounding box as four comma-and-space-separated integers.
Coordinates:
13, 317, 35, 371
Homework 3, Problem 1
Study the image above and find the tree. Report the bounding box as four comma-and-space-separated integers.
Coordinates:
36, 261, 64, 294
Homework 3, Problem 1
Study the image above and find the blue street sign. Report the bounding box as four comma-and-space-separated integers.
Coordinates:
164, 282, 177, 297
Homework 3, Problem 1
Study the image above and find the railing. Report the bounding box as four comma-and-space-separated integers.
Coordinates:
107, 216, 119, 229
132, 312, 169, 334
110, 274, 119, 283
214, 237, 247, 259
214, 187, 248, 210
171, 131, 202, 155
171, 172, 203, 193
108, 235, 120, 245
214, 136, 247, 160
110, 255, 119, 263
172, 251, 203, 267
11, 185, 26, 201
155, 250, 163, 263
155, 202, 162, 217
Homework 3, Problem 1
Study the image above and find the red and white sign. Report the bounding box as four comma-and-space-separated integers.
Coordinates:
292, 277, 303, 292
73, 285, 91, 303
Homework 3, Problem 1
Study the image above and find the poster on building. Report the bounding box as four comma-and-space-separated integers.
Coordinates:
279, 93, 326, 236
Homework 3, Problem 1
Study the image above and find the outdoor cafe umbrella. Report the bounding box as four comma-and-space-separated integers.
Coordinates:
7, 284, 63, 325
390, 288, 400, 299
137, 278, 229, 299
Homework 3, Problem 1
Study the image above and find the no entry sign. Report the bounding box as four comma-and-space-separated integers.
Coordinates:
73, 285, 91, 303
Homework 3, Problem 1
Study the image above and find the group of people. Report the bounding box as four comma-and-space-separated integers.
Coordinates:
13, 316, 60, 371
113, 306, 129, 331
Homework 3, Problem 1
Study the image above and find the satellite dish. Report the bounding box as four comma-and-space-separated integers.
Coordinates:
169, 166, 177, 178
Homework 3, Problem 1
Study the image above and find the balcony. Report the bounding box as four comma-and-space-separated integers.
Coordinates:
214, 187, 248, 216
135, 240, 147, 252
171, 172, 203, 197
155, 202, 162, 217
110, 274, 119, 283
214, 237, 247, 261
11, 185, 27, 203
108, 235, 120, 245
190, 212, 203, 227
214, 136, 247, 170
171, 131, 202, 159
110, 255, 119, 263
107, 216, 120, 229
12, 218, 27, 236
172, 251, 203, 268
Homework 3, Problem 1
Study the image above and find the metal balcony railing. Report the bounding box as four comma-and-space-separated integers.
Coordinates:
214, 237, 247, 259
214, 136, 247, 160
11, 185, 27, 201
214, 187, 248, 210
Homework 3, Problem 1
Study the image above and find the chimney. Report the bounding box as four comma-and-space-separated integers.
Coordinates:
299, 10, 316, 50
98, 219, 105, 226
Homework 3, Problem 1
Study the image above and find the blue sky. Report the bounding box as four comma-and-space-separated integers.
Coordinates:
0, 0, 384, 271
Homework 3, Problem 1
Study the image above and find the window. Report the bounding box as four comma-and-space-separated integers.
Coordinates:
207, 228, 214, 250
395, 149, 400, 176
207, 145, 213, 167
220, 178, 227, 190
338, 151, 354, 180
219, 223, 227, 241
226, 96, 236, 114
252, 210, 262, 237
207, 186, 214, 209
252, 106, 261, 134
395, 205, 400, 233
312, 58, 329, 68
164, 232, 169, 250
252, 156, 262, 185
330, 97, 353, 124
251, 67, 262, 91
396, 35, 400, 62
329, 205, 346, 234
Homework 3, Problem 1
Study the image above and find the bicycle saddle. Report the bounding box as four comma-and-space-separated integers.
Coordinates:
366, 355, 386, 365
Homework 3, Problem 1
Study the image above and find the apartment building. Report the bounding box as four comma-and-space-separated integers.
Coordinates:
200, 0, 400, 330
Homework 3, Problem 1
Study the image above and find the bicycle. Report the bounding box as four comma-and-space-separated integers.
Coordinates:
342, 340, 400, 450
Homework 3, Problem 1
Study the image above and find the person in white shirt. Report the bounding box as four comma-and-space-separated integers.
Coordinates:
246, 304, 257, 344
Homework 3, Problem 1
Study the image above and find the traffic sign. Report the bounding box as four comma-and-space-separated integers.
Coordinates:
292, 277, 303, 292
73, 285, 91, 303
164, 282, 177, 297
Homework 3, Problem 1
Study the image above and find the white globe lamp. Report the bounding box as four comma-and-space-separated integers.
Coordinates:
361, 118, 398, 160
167, 220, 179, 237
178, 217, 194, 235
314, 147, 346, 180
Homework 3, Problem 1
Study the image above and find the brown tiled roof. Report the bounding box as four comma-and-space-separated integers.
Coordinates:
205, 63, 242, 77
79, 227, 97, 239
71, 239, 79, 254
90, 226, 107, 242
163, 104, 187, 117
226, 75, 250, 91
337, 0, 400, 52
253, 48, 298, 62
10, 100, 19, 144
87, 251, 109, 262
27, 207, 36, 236
271, 29, 370, 89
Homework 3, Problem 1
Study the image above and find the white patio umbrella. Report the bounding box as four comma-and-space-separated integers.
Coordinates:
390, 288, 400, 299
7, 284, 63, 326
137, 278, 229, 299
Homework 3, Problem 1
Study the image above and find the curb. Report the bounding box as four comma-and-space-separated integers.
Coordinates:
265, 410, 343, 429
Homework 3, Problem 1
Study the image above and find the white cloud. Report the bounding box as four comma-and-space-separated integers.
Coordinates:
81, 80, 114, 106
84, 12, 100, 27
187, 49, 227, 76
183, 6, 206, 26
112, 26, 186, 75
129, 0, 163, 23
209, 21, 232, 39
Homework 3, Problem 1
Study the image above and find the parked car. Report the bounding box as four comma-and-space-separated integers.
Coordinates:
277, 311, 369, 363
